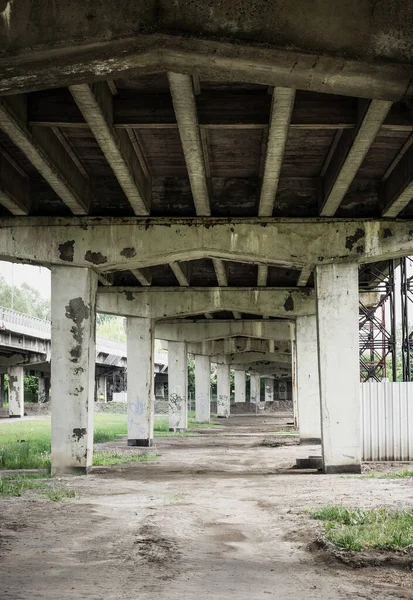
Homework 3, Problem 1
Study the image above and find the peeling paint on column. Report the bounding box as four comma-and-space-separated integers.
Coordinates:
169, 392, 185, 430
58, 240, 75, 262
120, 247, 136, 258
65, 297, 89, 363
345, 228, 365, 251
217, 394, 229, 418
84, 250, 107, 265
72, 427, 87, 442
284, 295, 294, 312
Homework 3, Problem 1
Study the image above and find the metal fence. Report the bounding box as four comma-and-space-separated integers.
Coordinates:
361, 381, 413, 461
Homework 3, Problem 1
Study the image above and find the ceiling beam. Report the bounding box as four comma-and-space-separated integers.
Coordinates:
212, 258, 228, 287
167, 72, 211, 216
0, 96, 90, 215
257, 264, 268, 286
170, 261, 190, 287
232, 311, 242, 320
69, 82, 151, 216
320, 100, 392, 217
297, 265, 313, 287
0, 151, 30, 215
381, 136, 413, 217
258, 87, 295, 217
130, 268, 152, 286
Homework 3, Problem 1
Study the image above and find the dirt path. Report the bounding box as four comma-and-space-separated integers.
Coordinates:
1, 416, 413, 599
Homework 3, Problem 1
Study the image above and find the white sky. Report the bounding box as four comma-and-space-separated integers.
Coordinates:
0, 260, 51, 300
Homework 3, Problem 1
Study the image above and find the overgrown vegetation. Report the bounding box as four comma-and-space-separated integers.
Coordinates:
45, 488, 77, 501
362, 470, 413, 479
0, 473, 48, 496
312, 506, 413, 551
0, 274, 50, 319
93, 450, 159, 466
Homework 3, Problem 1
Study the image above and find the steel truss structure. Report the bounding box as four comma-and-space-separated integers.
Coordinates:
400, 257, 413, 381
359, 261, 396, 382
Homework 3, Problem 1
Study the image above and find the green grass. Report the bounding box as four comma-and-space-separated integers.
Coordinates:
341, 470, 413, 480
0, 473, 49, 496
93, 450, 159, 466
169, 492, 187, 502
45, 488, 77, 502
311, 506, 413, 552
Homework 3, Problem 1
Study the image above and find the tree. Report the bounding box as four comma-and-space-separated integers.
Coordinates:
0, 275, 50, 319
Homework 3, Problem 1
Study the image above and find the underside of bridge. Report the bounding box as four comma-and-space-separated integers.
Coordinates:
1, 1, 413, 475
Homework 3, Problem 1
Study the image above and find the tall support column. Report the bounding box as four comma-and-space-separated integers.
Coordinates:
217, 363, 231, 418
234, 369, 246, 403
291, 326, 298, 428
195, 354, 210, 423
250, 373, 260, 403
51, 266, 97, 474
316, 263, 361, 474
7, 366, 24, 418
296, 315, 321, 444
38, 376, 47, 403
0, 373, 4, 408
168, 341, 188, 431
127, 317, 155, 446
96, 375, 107, 402
264, 378, 274, 402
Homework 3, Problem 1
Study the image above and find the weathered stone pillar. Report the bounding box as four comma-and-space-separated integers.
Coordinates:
195, 354, 210, 423
38, 376, 47, 403
127, 317, 154, 446
296, 315, 321, 444
316, 263, 361, 474
234, 369, 246, 403
291, 331, 298, 428
217, 363, 230, 418
264, 378, 274, 402
51, 266, 97, 474
168, 341, 188, 431
0, 373, 4, 408
96, 375, 107, 403
250, 373, 260, 403
8, 366, 24, 418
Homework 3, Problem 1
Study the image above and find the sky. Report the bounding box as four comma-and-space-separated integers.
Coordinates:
0, 260, 51, 300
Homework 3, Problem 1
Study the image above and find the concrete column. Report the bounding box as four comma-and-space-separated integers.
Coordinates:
51, 266, 97, 474
316, 262, 361, 474
217, 363, 230, 418
127, 317, 155, 446
264, 378, 274, 402
250, 373, 260, 403
234, 369, 246, 403
291, 335, 298, 428
296, 315, 321, 444
195, 354, 210, 423
155, 378, 165, 398
96, 375, 107, 403
7, 366, 24, 418
44, 377, 50, 402
168, 341, 188, 431
38, 376, 47, 403
0, 373, 4, 408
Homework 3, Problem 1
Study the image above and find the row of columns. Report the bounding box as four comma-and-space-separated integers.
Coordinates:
14, 261, 360, 475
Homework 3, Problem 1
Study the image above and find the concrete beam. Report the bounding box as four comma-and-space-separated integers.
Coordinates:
381, 140, 413, 217
168, 72, 211, 216
1, 15, 413, 102
259, 88, 295, 217
297, 265, 313, 287
169, 261, 190, 287
257, 264, 268, 287
97, 287, 315, 319
156, 320, 292, 342
0, 151, 30, 215
188, 338, 291, 356
0, 97, 90, 215
70, 82, 151, 216
130, 268, 152, 286
3, 218, 413, 270
210, 352, 291, 365
212, 258, 228, 287
320, 100, 392, 217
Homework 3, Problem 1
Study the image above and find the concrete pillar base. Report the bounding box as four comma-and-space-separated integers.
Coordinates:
324, 464, 362, 475
8, 414, 22, 419
169, 427, 186, 432
300, 437, 321, 445
127, 439, 154, 447
52, 465, 92, 476
217, 415, 229, 419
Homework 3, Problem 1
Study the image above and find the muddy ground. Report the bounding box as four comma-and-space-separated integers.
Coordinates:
1, 415, 413, 599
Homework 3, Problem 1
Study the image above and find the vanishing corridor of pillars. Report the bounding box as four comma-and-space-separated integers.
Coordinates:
96, 375, 107, 403
217, 363, 231, 418
8, 365, 24, 418
195, 354, 211, 423
168, 341, 188, 431
250, 373, 260, 403
316, 262, 361, 474
51, 266, 97, 475
296, 315, 321, 444
234, 369, 246, 403
127, 317, 155, 446
264, 378, 274, 402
